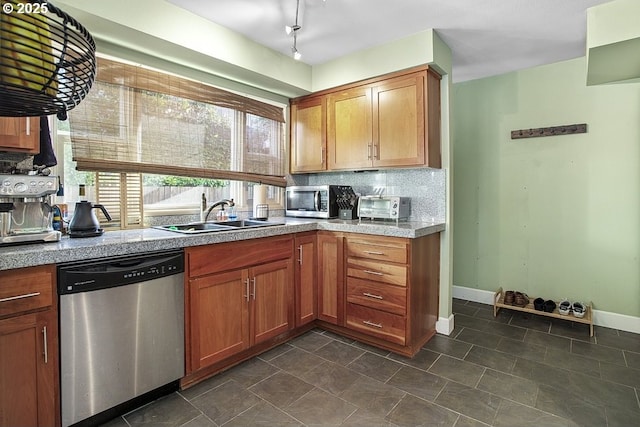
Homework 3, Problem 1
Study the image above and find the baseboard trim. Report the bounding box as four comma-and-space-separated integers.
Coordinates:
452, 285, 640, 335
436, 314, 455, 336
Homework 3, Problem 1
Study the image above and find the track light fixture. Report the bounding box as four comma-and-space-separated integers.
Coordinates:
285, 0, 302, 60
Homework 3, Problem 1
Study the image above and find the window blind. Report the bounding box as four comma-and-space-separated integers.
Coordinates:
68, 57, 286, 187
96, 172, 143, 229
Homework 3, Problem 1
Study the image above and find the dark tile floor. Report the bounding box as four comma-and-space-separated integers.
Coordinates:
103, 299, 640, 426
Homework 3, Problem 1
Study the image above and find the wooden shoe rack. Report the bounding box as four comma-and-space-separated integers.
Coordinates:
493, 287, 594, 336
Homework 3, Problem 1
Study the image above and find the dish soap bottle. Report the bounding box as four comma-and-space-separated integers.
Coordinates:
216, 206, 228, 221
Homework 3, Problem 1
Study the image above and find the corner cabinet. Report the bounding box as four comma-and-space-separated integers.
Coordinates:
290, 97, 326, 173
0, 265, 59, 427
317, 231, 345, 325
294, 232, 317, 326
0, 116, 40, 154
289, 66, 441, 173
185, 236, 294, 373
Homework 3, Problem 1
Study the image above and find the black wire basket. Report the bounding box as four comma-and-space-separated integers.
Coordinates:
0, 0, 96, 119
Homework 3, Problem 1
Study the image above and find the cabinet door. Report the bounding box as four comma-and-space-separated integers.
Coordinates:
317, 232, 344, 325
189, 269, 250, 370
294, 233, 317, 326
327, 87, 372, 170
372, 74, 425, 168
290, 97, 326, 173
251, 259, 294, 345
0, 310, 57, 427
0, 117, 40, 153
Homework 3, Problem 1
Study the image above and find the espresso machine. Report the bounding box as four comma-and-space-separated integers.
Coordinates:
0, 174, 61, 245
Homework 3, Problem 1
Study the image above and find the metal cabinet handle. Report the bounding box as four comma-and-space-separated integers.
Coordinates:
363, 270, 383, 276
244, 278, 250, 302
42, 326, 48, 364
363, 320, 382, 329
363, 292, 383, 300
26, 117, 31, 136
321, 147, 325, 164
373, 144, 379, 160
367, 143, 372, 160
363, 250, 384, 255
251, 277, 256, 300
298, 245, 303, 265
0, 292, 40, 303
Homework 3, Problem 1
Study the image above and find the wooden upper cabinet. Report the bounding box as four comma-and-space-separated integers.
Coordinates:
0, 116, 40, 154
373, 73, 425, 168
290, 66, 441, 173
327, 86, 372, 170
290, 97, 326, 173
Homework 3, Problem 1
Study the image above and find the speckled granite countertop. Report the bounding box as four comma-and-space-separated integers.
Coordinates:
0, 217, 445, 271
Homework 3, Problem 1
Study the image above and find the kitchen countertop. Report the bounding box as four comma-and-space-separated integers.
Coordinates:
0, 217, 445, 271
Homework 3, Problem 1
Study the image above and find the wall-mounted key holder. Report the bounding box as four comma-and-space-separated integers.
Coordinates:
511, 123, 587, 139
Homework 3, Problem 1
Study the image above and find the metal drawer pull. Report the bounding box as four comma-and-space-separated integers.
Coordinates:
363, 270, 383, 276
251, 277, 256, 300
244, 278, 250, 302
0, 291, 40, 303
298, 245, 303, 265
363, 292, 383, 300
363, 250, 385, 255
42, 326, 48, 364
363, 320, 383, 328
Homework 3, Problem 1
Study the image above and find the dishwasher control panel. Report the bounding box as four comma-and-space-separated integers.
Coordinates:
58, 250, 184, 294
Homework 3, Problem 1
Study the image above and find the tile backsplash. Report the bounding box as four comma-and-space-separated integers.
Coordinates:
287, 167, 446, 222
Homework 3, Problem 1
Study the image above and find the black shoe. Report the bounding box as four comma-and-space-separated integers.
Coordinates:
544, 300, 556, 313
533, 298, 545, 311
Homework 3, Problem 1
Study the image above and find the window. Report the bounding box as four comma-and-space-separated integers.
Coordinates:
63, 57, 286, 228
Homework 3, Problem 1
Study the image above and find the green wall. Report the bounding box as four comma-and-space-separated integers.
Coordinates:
452, 56, 640, 317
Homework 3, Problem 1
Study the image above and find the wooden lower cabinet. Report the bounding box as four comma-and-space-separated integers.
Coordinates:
294, 233, 317, 327
340, 233, 440, 356
0, 265, 59, 427
189, 269, 250, 369
316, 231, 345, 325
183, 230, 441, 388
186, 236, 294, 374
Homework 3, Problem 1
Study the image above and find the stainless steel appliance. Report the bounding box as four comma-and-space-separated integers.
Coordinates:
58, 251, 185, 427
357, 195, 411, 221
286, 185, 350, 218
0, 174, 61, 245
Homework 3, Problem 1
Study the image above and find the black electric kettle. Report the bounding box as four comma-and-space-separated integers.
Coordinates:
68, 201, 112, 238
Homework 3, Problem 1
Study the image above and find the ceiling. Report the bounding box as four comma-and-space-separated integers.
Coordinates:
167, 0, 613, 83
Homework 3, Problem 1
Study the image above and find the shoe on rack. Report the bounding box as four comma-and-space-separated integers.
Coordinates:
504, 290, 515, 305
514, 292, 529, 307
572, 302, 586, 318
544, 300, 556, 313
533, 297, 545, 311
558, 299, 571, 315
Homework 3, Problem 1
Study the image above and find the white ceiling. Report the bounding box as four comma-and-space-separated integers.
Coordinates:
167, 0, 613, 83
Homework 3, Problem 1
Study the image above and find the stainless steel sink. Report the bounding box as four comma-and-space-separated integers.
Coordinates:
154, 219, 281, 234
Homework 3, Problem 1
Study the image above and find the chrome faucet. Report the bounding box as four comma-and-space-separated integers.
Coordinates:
203, 199, 235, 221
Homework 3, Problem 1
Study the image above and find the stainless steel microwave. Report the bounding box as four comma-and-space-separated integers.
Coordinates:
285, 185, 340, 218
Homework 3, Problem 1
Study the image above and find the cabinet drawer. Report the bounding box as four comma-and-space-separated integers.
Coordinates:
346, 303, 405, 345
188, 236, 293, 277
347, 277, 406, 315
0, 266, 54, 318
346, 258, 406, 286
347, 239, 407, 264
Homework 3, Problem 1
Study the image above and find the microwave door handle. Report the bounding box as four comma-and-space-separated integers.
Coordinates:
314, 191, 321, 211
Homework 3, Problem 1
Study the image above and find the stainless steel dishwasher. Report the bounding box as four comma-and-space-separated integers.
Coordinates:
58, 250, 185, 427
